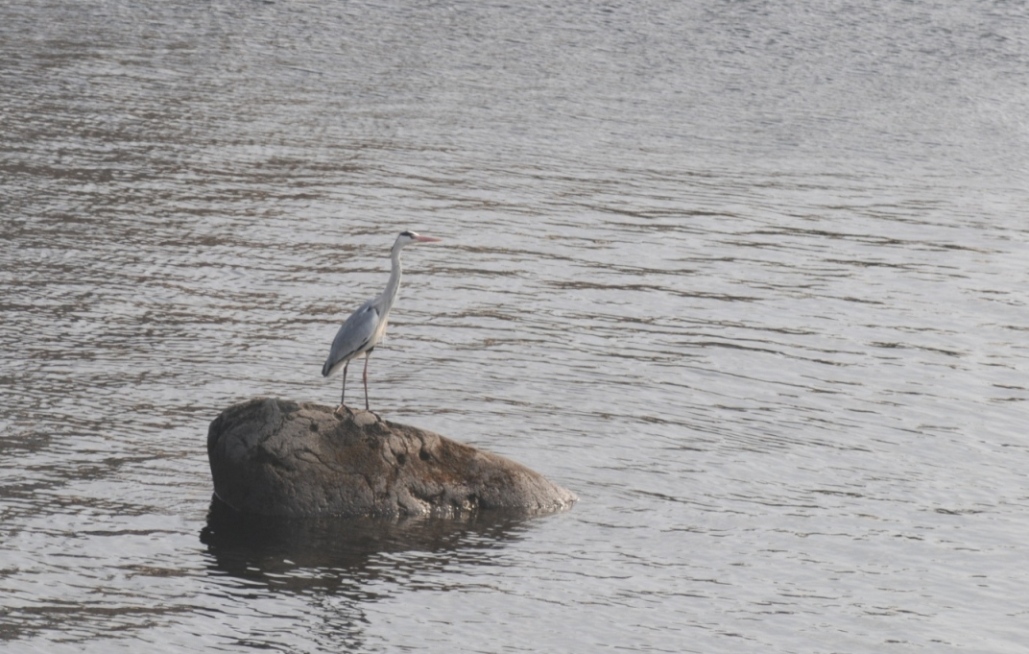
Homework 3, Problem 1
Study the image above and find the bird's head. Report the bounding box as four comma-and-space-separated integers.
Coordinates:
394, 230, 442, 250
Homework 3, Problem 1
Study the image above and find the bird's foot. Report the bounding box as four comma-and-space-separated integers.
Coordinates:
334, 404, 355, 418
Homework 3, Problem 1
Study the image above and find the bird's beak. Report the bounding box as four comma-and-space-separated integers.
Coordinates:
415, 235, 442, 243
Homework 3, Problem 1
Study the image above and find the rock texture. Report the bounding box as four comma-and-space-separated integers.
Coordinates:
207, 397, 577, 518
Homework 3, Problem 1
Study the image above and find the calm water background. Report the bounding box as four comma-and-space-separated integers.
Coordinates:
2, 0, 1028, 652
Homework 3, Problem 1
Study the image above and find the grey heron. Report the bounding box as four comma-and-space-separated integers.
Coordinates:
322, 230, 441, 411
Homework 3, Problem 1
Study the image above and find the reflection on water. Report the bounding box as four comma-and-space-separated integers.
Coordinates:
198, 499, 546, 653
3, 0, 1029, 652
202, 497, 529, 594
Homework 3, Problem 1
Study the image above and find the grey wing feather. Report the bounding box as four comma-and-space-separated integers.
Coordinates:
322, 299, 380, 377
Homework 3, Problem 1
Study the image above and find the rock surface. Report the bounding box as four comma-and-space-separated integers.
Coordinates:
207, 397, 578, 517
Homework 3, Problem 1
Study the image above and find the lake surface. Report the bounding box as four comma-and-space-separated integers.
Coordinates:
2, 0, 1028, 652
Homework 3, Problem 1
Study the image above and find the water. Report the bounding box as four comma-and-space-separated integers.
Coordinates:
2, 0, 1028, 651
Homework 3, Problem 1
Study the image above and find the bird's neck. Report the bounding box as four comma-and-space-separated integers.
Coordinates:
381, 248, 403, 314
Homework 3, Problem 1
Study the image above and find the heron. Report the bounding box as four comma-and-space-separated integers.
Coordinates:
322, 230, 441, 411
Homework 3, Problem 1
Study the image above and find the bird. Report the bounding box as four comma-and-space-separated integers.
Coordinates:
322, 230, 441, 412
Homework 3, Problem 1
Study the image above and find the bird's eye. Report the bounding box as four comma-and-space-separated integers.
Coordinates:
400, 230, 414, 238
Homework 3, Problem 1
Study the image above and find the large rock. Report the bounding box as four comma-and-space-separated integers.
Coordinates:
207, 397, 577, 517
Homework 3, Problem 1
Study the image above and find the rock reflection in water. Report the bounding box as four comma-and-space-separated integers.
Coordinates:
201, 497, 531, 595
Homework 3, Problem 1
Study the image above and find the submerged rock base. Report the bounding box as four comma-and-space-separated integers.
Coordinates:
207, 397, 577, 518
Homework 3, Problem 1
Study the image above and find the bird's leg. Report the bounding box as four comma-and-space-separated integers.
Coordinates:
340, 361, 349, 408
362, 352, 371, 411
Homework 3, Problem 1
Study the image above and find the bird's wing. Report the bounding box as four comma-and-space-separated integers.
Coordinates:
322, 298, 380, 377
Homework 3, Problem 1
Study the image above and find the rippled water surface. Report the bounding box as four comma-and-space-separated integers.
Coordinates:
3, 1, 1029, 652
